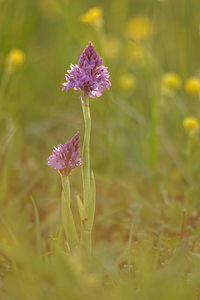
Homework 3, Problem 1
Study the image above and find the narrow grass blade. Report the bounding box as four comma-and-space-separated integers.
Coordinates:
30, 196, 42, 258
87, 171, 96, 231
76, 194, 88, 224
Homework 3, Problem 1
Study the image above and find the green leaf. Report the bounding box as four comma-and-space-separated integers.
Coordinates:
61, 176, 79, 251
76, 194, 88, 223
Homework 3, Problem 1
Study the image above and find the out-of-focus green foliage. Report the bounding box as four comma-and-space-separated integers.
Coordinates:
1, 0, 200, 299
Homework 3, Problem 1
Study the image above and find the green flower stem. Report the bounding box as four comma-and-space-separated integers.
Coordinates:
81, 94, 95, 253
81, 95, 91, 210
80, 171, 96, 253
149, 95, 158, 170
61, 175, 79, 252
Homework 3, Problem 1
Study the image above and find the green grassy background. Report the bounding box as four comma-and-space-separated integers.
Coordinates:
1, 0, 200, 299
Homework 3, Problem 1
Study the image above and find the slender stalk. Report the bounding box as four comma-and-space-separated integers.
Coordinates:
81, 94, 94, 252
80, 171, 96, 252
149, 95, 158, 170
81, 94, 91, 209
61, 175, 79, 252
31, 196, 43, 259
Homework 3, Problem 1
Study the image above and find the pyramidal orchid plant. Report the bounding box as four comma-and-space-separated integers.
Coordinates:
48, 42, 111, 253
48, 132, 83, 251
62, 41, 111, 98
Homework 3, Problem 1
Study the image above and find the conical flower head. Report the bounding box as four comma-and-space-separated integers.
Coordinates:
62, 42, 111, 98
48, 132, 83, 176
78, 42, 102, 70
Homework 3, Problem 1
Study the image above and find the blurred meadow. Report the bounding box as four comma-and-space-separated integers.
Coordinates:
1, 0, 200, 299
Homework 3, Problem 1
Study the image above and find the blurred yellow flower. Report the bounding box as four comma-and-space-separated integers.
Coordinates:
183, 117, 199, 133
161, 72, 181, 93
184, 77, 200, 96
126, 41, 146, 63
119, 74, 136, 93
126, 15, 152, 41
80, 7, 103, 26
6, 48, 25, 71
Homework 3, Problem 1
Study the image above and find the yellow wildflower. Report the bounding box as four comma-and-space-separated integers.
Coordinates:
161, 72, 181, 93
126, 15, 152, 41
80, 7, 103, 26
183, 117, 199, 133
6, 48, 25, 72
184, 77, 200, 96
119, 74, 136, 93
